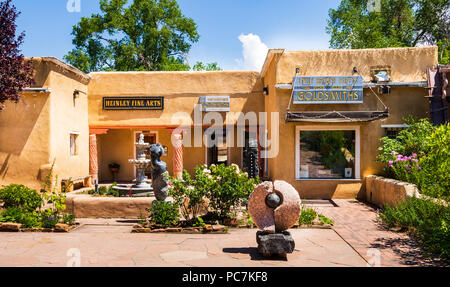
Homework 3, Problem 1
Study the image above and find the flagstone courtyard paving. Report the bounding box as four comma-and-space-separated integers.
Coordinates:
0, 199, 446, 267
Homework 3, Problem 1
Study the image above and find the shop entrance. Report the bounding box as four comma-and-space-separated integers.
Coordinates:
134, 131, 157, 180
205, 129, 228, 166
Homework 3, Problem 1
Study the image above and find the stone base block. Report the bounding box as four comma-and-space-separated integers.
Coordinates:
256, 231, 295, 257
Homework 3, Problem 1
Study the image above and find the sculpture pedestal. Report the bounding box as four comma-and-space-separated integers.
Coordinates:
256, 231, 295, 257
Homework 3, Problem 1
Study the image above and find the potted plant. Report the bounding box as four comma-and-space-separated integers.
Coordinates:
108, 163, 120, 182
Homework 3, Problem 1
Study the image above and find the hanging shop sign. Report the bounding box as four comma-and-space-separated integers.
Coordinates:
103, 97, 164, 110
199, 96, 230, 112
292, 76, 363, 104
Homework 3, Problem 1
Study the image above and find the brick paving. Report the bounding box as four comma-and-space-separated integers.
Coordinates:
310, 199, 448, 267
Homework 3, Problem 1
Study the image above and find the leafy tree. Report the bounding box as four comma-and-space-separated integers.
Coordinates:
0, 0, 34, 109
327, 0, 450, 63
192, 61, 222, 71
64, 0, 221, 72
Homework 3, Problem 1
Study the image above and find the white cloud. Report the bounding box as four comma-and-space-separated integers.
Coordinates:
236, 33, 269, 71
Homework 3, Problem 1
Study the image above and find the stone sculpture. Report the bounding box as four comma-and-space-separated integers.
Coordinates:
248, 180, 301, 257
150, 143, 169, 201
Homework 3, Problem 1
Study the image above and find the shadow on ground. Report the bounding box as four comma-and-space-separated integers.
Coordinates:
370, 237, 449, 267
222, 248, 288, 261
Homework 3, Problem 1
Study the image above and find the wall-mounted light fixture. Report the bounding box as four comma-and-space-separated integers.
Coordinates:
73, 89, 86, 101
263, 87, 269, 96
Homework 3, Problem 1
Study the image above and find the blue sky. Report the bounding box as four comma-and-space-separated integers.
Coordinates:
13, 0, 341, 71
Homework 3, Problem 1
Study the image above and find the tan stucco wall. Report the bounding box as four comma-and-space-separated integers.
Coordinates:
264, 47, 436, 199
0, 59, 89, 190
48, 68, 90, 183
276, 46, 438, 83
88, 71, 264, 128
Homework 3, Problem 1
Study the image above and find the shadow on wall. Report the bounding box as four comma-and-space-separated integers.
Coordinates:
0, 154, 11, 180
0, 94, 49, 155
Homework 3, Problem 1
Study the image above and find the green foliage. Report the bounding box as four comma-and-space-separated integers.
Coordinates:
299, 207, 317, 226
377, 118, 449, 200
380, 197, 449, 260
327, 0, 450, 63
438, 39, 450, 64
63, 0, 220, 73
40, 208, 59, 229
192, 62, 222, 71
0, 184, 43, 212
192, 217, 206, 228
0, 165, 76, 228
416, 124, 450, 199
148, 201, 180, 226
203, 164, 259, 218
318, 214, 335, 225
168, 170, 207, 221
0, 207, 23, 223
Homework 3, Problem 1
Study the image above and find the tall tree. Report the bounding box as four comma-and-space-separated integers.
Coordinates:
64, 0, 207, 72
327, 0, 450, 64
0, 0, 34, 110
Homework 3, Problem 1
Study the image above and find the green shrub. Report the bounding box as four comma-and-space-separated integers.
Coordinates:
107, 183, 119, 197
192, 217, 206, 228
0, 208, 43, 228
0, 184, 43, 212
62, 213, 75, 225
21, 212, 42, 228
377, 118, 449, 201
97, 186, 108, 195
148, 201, 180, 226
380, 197, 450, 260
40, 208, 59, 229
299, 207, 317, 226
203, 164, 259, 218
168, 170, 207, 222
318, 214, 334, 226
169, 164, 259, 220
0, 207, 23, 223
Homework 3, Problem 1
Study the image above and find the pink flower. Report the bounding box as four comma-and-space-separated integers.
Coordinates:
388, 161, 394, 165
391, 151, 397, 155
412, 153, 417, 158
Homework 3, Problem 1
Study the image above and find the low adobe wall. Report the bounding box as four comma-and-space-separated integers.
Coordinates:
364, 175, 421, 207
66, 195, 153, 218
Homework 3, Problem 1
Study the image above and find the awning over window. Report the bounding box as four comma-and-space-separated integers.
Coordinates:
285, 110, 389, 123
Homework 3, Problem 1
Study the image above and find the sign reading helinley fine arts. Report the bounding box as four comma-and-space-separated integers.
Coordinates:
292, 76, 364, 104
103, 97, 164, 110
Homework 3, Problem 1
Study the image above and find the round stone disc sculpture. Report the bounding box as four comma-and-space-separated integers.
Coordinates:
248, 181, 302, 233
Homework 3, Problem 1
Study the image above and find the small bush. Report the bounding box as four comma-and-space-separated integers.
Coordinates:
380, 197, 450, 260
0, 184, 43, 212
148, 201, 180, 226
204, 164, 259, 218
40, 208, 59, 229
0, 207, 23, 223
318, 214, 334, 225
299, 207, 317, 226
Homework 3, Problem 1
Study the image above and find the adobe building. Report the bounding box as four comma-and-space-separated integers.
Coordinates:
0, 46, 447, 199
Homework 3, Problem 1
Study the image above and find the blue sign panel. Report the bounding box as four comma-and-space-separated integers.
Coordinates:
292, 76, 364, 104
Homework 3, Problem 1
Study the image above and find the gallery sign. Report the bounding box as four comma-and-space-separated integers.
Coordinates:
199, 96, 230, 112
292, 76, 363, 104
103, 97, 164, 110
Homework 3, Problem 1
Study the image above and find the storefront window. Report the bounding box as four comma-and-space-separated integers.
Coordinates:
297, 130, 356, 179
